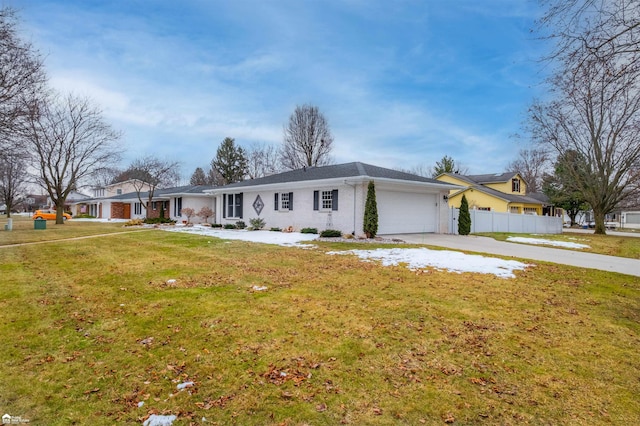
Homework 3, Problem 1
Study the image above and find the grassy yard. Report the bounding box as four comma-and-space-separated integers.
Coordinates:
0, 215, 144, 246
0, 225, 638, 425
476, 231, 640, 259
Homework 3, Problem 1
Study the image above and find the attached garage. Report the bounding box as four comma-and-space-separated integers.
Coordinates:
376, 190, 439, 234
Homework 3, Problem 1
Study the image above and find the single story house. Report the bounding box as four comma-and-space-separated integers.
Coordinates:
436, 172, 558, 216
206, 162, 459, 235
76, 185, 215, 222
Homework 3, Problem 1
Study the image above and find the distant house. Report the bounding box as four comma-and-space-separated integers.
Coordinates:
206, 162, 458, 235
75, 185, 215, 222
436, 172, 559, 216
76, 179, 153, 218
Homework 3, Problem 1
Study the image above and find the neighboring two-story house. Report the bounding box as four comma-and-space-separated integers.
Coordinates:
436, 172, 557, 216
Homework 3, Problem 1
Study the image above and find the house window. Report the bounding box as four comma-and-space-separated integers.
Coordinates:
478, 207, 491, 211
313, 190, 338, 211
275, 192, 294, 211
152, 201, 157, 210
524, 207, 538, 215
510, 206, 520, 213
512, 178, 521, 193
134, 202, 142, 215
117, 189, 122, 195
174, 197, 182, 216
224, 193, 243, 218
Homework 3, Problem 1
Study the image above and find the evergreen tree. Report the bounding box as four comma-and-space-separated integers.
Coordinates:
211, 137, 248, 185
458, 194, 471, 235
363, 180, 378, 238
189, 167, 208, 185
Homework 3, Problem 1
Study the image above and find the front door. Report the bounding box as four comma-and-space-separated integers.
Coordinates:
123, 204, 131, 219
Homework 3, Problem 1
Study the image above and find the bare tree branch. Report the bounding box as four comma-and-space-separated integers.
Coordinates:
281, 104, 334, 170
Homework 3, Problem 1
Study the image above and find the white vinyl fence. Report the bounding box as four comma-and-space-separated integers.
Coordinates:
449, 208, 563, 234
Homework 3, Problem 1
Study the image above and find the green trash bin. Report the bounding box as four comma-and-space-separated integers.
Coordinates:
34, 218, 47, 230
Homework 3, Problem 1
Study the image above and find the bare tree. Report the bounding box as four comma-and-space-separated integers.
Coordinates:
0, 7, 47, 148
505, 148, 550, 193
246, 142, 280, 179
281, 104, 334, 170
126, 155, 180, 219
26, 93, 121, 224
531, 0, 640, 234
0, 147, 28, 217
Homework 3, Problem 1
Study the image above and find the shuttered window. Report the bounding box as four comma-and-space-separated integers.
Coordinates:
274, 192, 294, 211
313, 189, 338, 211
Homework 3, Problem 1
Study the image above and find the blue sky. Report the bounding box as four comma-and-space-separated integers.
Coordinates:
12, 0, 548, 179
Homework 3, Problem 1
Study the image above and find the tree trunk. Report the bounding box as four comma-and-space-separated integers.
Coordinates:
593, 209, 606, 235
55, 201, 65, 225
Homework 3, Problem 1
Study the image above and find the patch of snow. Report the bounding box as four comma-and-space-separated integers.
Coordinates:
507, 236, 590, 249
177, 381, 194, 390
162, 225, 318, 247
328, 248, 530, 279
138, 401, 144, 408
143, 414, 177, 426
252, 285, 268, 291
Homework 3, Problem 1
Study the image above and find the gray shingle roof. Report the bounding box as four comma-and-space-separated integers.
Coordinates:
220, 162, 450, 189
454, 184, 545, 204
465, 172, 519, 184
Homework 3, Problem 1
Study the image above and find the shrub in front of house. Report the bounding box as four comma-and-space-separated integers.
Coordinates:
301, 227, 318, 234
144, 217, 175, 224
224, 224, 236, 229
270, 227, 281, 232
75, 214, 96, 219
235, 221, 246, 229
320, 229, 342, 238
124, 219, 144, 226
249, 218, 266, 230
458, 194, 471, 235
212, 223, 222, 228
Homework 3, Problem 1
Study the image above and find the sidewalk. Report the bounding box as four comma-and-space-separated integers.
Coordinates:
384, 233, 640, 277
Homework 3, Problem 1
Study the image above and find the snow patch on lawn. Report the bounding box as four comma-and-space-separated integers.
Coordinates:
143, 414, 177, 426
507, 236, 590, 249
328, 248, 529, 279
163, 224, 318, 247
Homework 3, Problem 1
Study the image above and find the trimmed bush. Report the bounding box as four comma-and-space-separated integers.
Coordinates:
270, 227, 282, 232
124, 219, 144, 227
75, 214, 96, 219
300, 227, 318, 234
235, 220, 246, 229
212, 223, 222, 228
224, 223, 236, 229
249, 217, 266, 230
458, 194, 471, 235
320, 229, 342, 238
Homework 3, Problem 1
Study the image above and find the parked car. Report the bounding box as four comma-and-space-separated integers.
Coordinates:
33, 209, 71, 221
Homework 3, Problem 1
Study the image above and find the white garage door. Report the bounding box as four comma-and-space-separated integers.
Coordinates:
376, 191, 438, 234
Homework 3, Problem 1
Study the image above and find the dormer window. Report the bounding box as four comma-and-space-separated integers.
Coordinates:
512, 178, 521, 193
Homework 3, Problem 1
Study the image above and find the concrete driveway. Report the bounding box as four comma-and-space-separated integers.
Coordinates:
384, 233, 640, 277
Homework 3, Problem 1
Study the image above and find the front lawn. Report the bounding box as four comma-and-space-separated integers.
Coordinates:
0, 229, 638, 425
0, 215, 145, 246
477, 232, 640, 259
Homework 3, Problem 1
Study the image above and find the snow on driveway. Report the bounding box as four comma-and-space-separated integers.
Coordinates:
507, 236, 590, 249
162, 225, 530, 278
